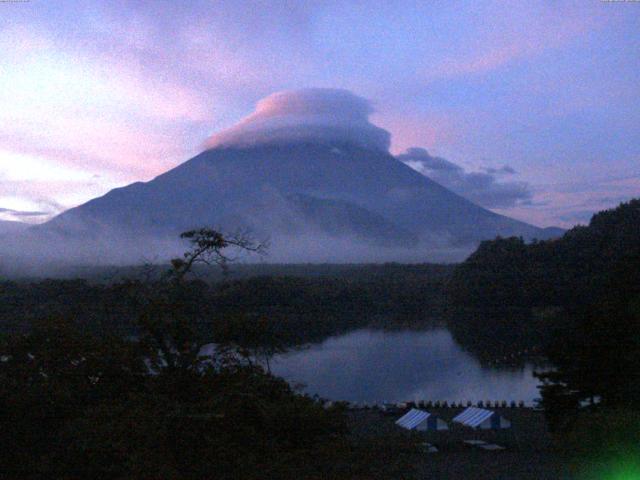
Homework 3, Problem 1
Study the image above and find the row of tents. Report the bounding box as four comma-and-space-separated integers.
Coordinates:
395, 407, 511, 431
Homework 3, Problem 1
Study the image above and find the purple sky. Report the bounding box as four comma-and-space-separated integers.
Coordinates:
1, 0, 639, 228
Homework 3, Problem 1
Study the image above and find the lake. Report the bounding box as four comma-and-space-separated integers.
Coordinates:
271, 328, 542, 406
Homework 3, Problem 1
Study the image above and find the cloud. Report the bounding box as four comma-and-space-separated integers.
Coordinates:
0, 146, 130, 223
421, 1, 601, 83
484, 165, 516, 175
205, 88, 391, 152
0, 1, 634, 232
509, 172, 640, 228
0, 207, 49, 217
396, 147, 532, 209
0, 206, 51, 223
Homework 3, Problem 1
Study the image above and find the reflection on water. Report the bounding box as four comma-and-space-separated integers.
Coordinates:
271, 328, 541, 405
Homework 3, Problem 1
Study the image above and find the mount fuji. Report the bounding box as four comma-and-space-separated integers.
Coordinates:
8, 89, 561, 265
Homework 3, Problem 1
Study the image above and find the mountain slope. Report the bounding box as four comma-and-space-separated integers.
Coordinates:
0, 220, 29, 235
20, 142, 556, 264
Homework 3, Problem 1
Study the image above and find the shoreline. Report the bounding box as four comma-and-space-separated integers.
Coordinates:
348, 407, 570, 479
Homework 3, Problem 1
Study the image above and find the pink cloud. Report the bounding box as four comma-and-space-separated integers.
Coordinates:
1, 24, 213, 125
424, 2, 603, 81
0, 114, 193, 182
429, 44, 523, 79
499, 169, 640, 228
205, 88, 391, 152
373, 110, 459, 156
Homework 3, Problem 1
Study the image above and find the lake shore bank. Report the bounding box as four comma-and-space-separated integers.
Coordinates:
347, 408, 573, 479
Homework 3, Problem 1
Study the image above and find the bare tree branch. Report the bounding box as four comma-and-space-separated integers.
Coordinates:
168, 228, 267, 283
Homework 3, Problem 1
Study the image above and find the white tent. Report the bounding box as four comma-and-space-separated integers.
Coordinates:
452, 407, 511, 430
395, 408, 449, 431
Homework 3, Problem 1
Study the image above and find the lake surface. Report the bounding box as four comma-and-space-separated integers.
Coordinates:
271, 328, 541, 406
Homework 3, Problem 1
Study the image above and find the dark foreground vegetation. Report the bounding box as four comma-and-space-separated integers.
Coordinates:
2, 199, 640, 478
0, 231, 420, 479
448, 199, 640, 472
0, 318, 424, 479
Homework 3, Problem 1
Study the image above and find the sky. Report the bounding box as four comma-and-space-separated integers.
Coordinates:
1, 0, 639, 228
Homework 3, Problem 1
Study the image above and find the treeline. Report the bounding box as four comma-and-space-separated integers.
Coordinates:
448, 199, 640, 361
0, 263, 453, 348
446, 235, 562, 363
0, 230, 420, 478
447, 199, 640, 449
0, 309, 418, 479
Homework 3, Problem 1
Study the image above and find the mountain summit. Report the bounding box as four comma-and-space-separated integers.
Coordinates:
11, 89, 558, 265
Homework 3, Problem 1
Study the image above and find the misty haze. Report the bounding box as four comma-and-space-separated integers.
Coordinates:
2, 89, 563, 272
1, 2, 639, 479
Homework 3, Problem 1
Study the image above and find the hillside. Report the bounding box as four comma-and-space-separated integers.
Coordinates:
447, 197, 640, 369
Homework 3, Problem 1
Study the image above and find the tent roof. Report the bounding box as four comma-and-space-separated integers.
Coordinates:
452, 407, 495, 428
395, 408, 430, 429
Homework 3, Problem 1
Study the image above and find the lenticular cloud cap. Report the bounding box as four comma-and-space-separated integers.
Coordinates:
205, 88, 391, 152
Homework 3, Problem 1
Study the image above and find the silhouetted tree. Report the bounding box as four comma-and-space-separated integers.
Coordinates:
0, 228, 418, 478
449, 199, 640, 434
